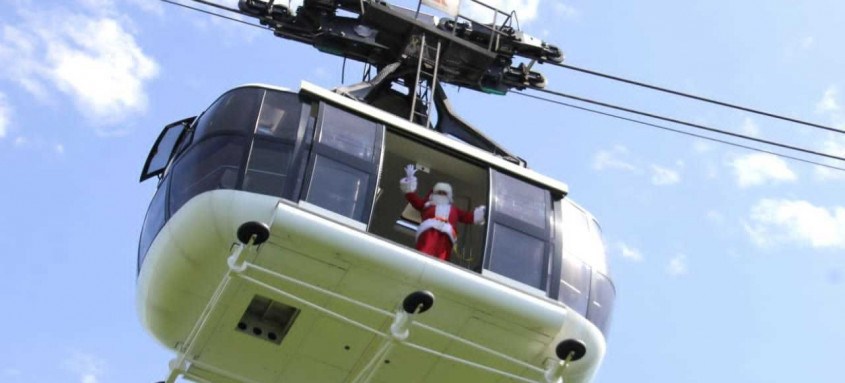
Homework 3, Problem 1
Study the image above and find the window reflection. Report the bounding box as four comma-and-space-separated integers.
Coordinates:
492, 171, 548, 231
587, 271, 615, 334
489, 223, 547, 289
147, 125, 184, 176
256, 92, 301, 140
318, 105, 378, 161
244, 141, 294, 198
194, 88, 264, 139
169, 136, 246, 216
306, 156, 370, 220
559, 256, 591, 314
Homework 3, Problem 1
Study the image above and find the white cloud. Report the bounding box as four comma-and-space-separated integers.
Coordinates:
666, 254, 688, 277
740, 117, 760, 137
0, 93, 10, 139
593, 145, 637, 172
0, 1, 159, 129
463, 0, 541, 23
730, 153, 797, 188
650, 164, 681, 186
618, 243, 643, 262
817, 86, 840, 114
64, 352, 105, 383
746, 199, 845, 249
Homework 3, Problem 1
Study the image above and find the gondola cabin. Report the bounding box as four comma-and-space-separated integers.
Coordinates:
138, 82, 614, 383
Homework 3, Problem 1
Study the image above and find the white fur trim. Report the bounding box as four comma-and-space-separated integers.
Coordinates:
433, 182, 453, 202
417, 218, 458, 243
400, 176, 417, 193
434, 204, 451, 220
473, 206, 486, 225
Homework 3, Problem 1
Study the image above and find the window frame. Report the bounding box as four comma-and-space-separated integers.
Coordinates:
243, 90, 310, 199
140, 117, 195, 182
300, 102, 386, 225
482, 169, 555, 294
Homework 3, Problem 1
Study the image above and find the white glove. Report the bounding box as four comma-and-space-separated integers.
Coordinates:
473, 205, 487, 225
404, 164, 418, 179
400, 164, 418, 193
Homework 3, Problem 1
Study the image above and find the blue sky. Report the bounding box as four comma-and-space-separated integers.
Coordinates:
0, 0, 843, 382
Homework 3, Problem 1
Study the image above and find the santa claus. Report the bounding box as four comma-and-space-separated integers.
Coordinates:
400, 164, 486, 261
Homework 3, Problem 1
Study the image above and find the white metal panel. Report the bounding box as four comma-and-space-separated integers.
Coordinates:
138, 190, 606, 383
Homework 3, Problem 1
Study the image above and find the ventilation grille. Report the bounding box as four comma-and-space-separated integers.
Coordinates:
236, 295, 300, 345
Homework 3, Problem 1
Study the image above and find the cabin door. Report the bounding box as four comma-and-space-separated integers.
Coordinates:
483, 170, 554, 292
300, 102, 385, 227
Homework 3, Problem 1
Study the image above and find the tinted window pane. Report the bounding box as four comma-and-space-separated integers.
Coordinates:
244, 140, 294, 197
492, 172, 548, 231
147, 125, 184, 175
194, 88, 264, 139
306, 155, 370, 221
587, 271, 615, 334
169, 136, 246, 215
256, 91, 302, 140
139, 179, 168, 270
489, 224, 546, 289
318, 105, 378, 162
559, 257, 591, 315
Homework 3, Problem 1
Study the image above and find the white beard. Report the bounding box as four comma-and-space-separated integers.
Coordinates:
429, 194, 450, 206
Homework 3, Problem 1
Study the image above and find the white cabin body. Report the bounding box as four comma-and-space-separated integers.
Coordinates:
137, 82, 614, 383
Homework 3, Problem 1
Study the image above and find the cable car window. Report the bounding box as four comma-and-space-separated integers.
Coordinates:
140, 117, 193, 182
302, 103, 384, 224
169, 136, 247, 215
244, 141, 294, 198
488, 224, 547, 289
559, 256, 591, 315
485, 170, 553, 291
587, 271, 615, 334
255, 91, 301, 140
317, 106, 378, 161
244, 90, 304, 198
193, 88, 264, 139
493, 175, 548, 231
307, 156, 371, 219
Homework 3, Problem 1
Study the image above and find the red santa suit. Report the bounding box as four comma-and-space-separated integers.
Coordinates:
400, 174, 485, 261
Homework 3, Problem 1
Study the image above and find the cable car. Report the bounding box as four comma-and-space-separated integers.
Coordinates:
138, 1, 615, 382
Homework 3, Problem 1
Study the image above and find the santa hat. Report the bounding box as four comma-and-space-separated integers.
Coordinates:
432, 182, 453, 202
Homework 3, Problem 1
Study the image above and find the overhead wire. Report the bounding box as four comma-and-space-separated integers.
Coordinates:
159, 0, 845, 170
533, 87, 845, 163
160, 0, 268, 30
549, 62, 845, 135
513, 91, 845, 173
